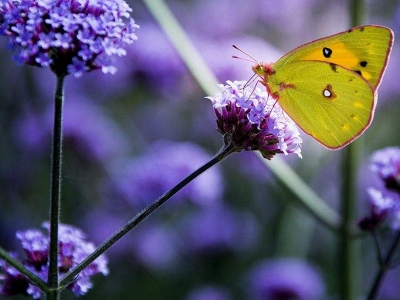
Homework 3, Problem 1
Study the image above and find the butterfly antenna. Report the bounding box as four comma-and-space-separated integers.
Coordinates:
232, 45, 258, 63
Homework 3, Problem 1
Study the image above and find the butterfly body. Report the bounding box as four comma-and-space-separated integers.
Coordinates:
252, 25, 393, 149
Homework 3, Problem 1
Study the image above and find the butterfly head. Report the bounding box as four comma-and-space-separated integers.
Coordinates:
252, 62, 275, 78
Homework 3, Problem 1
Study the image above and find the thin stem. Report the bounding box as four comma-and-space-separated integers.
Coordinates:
337, 2, 366, 299
142, 0, 219, 96
372, 231, 384, 265
367, 230, 400, 300
339, 142, 359, 300
351, 0, 366, 27
263, 155, 342, 231
47, 74, 65, 300
59, 142, 236, 289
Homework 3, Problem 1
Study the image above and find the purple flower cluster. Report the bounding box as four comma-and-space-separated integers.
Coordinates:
0, 0, 138, 77
207, 80, 302, 160
370, 147, 400, 193
359, 147, 400, 231
0, 222, 108, 298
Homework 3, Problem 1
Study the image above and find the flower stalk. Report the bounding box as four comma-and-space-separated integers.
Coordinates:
367, 230, 400, 300
59, 141, 236, 288
47, 74, 65, 300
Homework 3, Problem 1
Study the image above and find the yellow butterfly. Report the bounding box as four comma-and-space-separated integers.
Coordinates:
252, 25, 394, 149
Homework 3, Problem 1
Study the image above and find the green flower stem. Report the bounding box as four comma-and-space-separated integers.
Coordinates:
337, 2, 366, 299
0, 247, 48, 291
47, 74, 66, 300
142, 0, 340, 233
351, 0, 366, 27
367, 230, 400, 300
59, 142, 236, 290
339, 142, 360, 300
141, 0, 219, 96
264, 155, 342, 231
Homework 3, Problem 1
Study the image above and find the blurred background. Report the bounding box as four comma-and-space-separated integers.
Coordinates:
1, 0, 400, 299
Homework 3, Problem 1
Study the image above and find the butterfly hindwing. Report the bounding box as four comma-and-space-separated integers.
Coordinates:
272, 60, 375, 149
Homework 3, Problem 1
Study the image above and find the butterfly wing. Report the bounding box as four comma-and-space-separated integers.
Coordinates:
274, 25, 393, 91
271, 60, 375, 149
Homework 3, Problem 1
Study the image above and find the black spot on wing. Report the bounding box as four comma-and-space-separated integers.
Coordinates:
323, 47, 332, 58
360, 61, 368, 67
354, 70, 362, 76
329, 63, 338, 72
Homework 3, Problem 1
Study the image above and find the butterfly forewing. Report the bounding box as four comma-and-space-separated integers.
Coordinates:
274, 25, 393, 91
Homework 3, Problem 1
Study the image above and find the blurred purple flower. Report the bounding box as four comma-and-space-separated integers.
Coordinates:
379, 265, 400, 300
15, 97, 128, 164
0, 222, 108, 298
207, 80, 302, 159
0, 254, 30, 298
128, 22, 187, 93
130, 222, 180, 271
359, 188, 400, 231
246, 258, 325, 300
182, 0, 257, 39
107, 140, 224, 209
179, 205, 259, 256
370, 147, 400, 194
196, 35, 282, 83
0, 0, 138, 77
80, 209, 129, 258
185, 286, 232, 300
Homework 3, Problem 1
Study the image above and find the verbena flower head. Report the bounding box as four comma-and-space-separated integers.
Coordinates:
0, 0, 139, 77
0, 222, 108, 298
370, 147, 400, 194
207, 80, 302, 160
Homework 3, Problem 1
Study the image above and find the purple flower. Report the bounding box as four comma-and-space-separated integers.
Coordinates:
0, 0, 139, 77
207, 80, 302, 160
106, 140, 224, 209
0, 222, 109, 298
178, 205, 259, 256
16, 229, 49, 268
130, 223, 180, 271
370, 147, 400, 194
358, 188, 400, 231
246, 258, 325, 300
0, 257, 30, 297
185, 286, 232, 300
